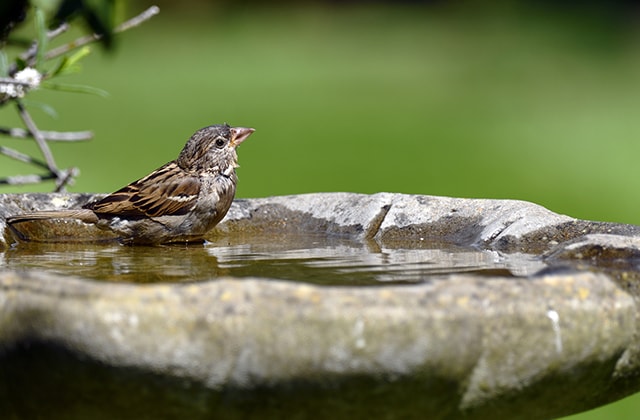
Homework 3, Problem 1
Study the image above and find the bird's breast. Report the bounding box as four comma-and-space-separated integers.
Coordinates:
193, 172, 237, 222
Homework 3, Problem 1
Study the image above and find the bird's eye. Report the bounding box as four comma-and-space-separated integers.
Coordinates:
215, 138, 226, 148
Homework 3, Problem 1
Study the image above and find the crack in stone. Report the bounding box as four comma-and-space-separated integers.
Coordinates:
364, 203, 391, 240
480, 221, 512, 248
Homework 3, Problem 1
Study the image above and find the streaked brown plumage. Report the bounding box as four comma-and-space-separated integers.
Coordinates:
6, 124, 254, 245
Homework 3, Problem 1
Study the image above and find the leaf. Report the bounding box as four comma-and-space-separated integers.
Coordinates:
34, 8, 47, 71
50, 56, 69, 77
0, 51, 8, 76
50, 46, 92, 76
40, 80, 109, 97
22, 99, 58, 119
15, 57, 26, 71
65, 45, 91, 68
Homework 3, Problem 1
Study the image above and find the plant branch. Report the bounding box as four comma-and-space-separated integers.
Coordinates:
1, 6, 160, 192
54, 167, 79, 192
9, 23, 70, 76
16, 100, 58, 174
0, 127, 93, 141
0, 77, 30, 86
48, 23, 71, 39
0, 173, 57, 186
44, 6, 160, 62
0, 145, 49, 168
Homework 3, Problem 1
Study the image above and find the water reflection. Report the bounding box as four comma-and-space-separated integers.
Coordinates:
1, 234, 545, 285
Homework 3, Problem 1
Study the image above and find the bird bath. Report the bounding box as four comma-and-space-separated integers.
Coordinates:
2, 192, 640, 419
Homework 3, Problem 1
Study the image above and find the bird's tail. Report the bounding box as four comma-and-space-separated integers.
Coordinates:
6, 209, 98, 225
5, 209, 100, 242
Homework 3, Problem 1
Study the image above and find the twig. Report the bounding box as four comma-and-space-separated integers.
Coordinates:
0, 127, 93, 141
1, 7, 160, 191
44, 6, 160, 62
47, 23, 70, 39
13, 102, 82, 191
16, 101, 58, 174
54, 167, 79, 192
0, 145, 50, 169
9, 23, 70, 76
0, 77, 30, 86
0, 116, 82, 190
116, 6, 161, 33
0, 173, 57, 186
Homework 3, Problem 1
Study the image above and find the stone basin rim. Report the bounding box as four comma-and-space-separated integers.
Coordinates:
2, 192, 640, 419
0, 191, 607, 252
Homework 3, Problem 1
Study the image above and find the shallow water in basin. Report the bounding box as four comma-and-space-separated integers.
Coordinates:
1, 233, 546, 285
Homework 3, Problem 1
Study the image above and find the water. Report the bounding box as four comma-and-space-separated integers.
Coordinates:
0, 233, 546, 285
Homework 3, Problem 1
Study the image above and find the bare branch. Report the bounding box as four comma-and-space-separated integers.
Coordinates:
0, 145, 79, 190
116, 6, 161, 33
10, 23, 71, 76
45, 6, 160, 62
0, 145, 50, 168
1, 7, 159, 191
0, 77, 30, 86
0, 127, 93, 141
54, 167, 79, 192
1, 117, 81, 190
48, 23, 71, 39
0, 173, 57, 186
16, 101, 59, 174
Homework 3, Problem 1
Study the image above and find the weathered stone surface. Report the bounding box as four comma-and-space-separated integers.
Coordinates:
2, 192, 640, 419
214, 193, 575, 249
0, 270, 635, 419
545, 233, 640, 261
5, 192, 640, 256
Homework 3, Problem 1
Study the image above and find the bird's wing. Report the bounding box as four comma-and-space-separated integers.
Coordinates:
84, 161, 200, 218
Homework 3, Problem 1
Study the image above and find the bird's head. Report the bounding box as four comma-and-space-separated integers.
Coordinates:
177, 124, 254, 174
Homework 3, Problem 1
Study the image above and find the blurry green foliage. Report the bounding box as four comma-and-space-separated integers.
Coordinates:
2, 3, 640, 223
2, 0, 119, 48
0, 0, 29, 44
51, 0, 117, 47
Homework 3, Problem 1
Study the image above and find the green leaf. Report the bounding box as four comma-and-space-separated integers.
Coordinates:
30, 0, 62, 14
15, 57, 27, 71
65, 46, 91, 68
0, 51, 8, 77
50, 56, 68, 77
34, 8, 47, 70
22, 99, 58, 119
41, 80, 109, 97
50, 46, 92, 76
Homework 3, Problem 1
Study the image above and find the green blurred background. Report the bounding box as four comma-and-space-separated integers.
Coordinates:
3, 1, 640, 417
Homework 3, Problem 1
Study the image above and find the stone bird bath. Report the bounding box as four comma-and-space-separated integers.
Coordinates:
1, 192, 640, 419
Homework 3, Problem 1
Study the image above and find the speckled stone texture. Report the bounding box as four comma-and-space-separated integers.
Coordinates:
2, 192, 640, 419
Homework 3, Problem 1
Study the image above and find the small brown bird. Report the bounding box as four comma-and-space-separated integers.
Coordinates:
7, 124, 254, 245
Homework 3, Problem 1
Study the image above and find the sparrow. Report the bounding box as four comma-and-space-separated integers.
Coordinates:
6, 124, 254, 245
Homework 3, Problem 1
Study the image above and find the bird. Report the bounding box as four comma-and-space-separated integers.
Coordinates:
6, 123, 254, 245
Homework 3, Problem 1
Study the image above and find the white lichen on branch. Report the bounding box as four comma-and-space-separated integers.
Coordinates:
0, 67, 42, 100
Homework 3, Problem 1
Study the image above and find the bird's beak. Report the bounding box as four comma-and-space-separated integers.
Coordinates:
230, 127, 255, 147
